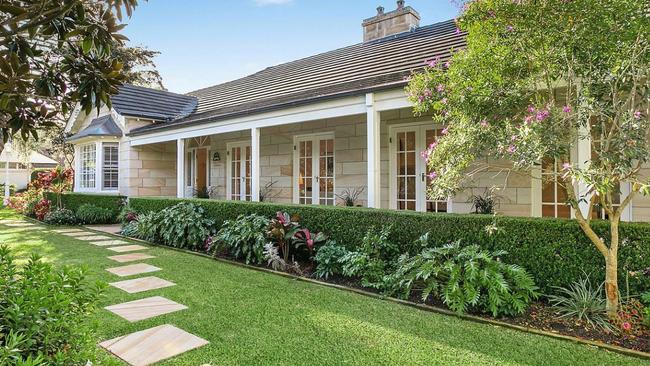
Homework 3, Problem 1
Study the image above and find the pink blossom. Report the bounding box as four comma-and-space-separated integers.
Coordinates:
480, 119, 488, 127
510, 135, 517, 141
428, 171, 438, 179
562, 105, 572, 114
423, 89, 432, 98
622, 322, 632, 331
507, 145, 517, 153
455, 27, 461, 35
444, 61, 451, 68
442, 110, 450, 117
506, 25, 514, 32
562, 162, 571, 170
527, 105, 536, 113
441, 98, 448, 105
536, 109, 550, 121
524, 115, 534, 125
441, 127, 449, 135
634, 111, 642, 120
429, 142, 438, 150
418, 95, 425, 102
436, 84, 445, 92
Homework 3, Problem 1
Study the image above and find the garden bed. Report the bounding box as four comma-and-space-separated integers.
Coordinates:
103, 230, 650, 358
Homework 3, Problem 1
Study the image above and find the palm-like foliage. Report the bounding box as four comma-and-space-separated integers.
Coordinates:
386, 240, 538, 317
547, 276, 613, 331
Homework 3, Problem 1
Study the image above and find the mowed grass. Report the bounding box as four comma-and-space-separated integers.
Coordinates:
0, 209, 647, 366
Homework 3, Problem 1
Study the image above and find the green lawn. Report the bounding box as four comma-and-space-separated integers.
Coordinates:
0, 209, 647, 366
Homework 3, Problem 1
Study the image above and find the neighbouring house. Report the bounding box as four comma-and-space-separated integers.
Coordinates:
64, 1, 650, 222
1, 142, 58, 191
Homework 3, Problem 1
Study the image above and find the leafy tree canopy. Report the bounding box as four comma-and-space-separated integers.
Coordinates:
0, 0, 140, 149
407, 0, 649, 313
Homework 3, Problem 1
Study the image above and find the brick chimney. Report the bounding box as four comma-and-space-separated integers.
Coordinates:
362, 1, 421, 42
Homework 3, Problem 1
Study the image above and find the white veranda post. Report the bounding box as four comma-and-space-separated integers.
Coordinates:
3, 136, 10, 204
251, 127, 260, 202
366, 93, 381, 208
176, 138, 185, 198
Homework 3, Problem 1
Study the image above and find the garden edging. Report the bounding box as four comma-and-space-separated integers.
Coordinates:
69, 222, 650, 361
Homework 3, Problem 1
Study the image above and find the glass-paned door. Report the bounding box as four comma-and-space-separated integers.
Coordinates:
228, 143, 252, 201
295, 134, 335, 205
392, 125, 450, 212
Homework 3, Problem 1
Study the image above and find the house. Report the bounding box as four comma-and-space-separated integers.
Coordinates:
64, 1, 650, 222
1, 142, 58, 191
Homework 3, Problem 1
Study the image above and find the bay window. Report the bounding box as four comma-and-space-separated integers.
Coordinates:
76, 141, 120, 192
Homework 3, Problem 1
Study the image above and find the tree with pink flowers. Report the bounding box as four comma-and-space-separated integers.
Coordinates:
407, 0, 648, 314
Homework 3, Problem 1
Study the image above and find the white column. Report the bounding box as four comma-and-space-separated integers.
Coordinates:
3, 138, 10, 203
95, 141, 102, 191
251, 127, 261, 201
530, 165, 542, 217
576, 125, 592, 218
366, 93, 381, 208
176, 138, 185, 198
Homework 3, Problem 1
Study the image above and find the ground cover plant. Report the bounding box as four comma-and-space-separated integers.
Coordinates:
76, 204, 116, 225
0, 245, 105, 365
1, 208, 647, 365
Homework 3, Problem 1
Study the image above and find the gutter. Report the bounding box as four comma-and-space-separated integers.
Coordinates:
127, 80, 408, 137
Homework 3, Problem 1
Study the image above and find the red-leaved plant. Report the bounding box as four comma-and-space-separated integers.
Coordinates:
267, 212, 300, 263
293, 228, 327, 259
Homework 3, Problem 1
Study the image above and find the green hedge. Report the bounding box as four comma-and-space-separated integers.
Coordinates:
129, 197, 650, 295
47, 192, 126, 218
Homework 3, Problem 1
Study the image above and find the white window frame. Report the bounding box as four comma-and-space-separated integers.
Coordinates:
388, 122, 453, 213
74, 140, 120, 193
101, 142, 119, 191
292, 132, 336, 205
226, 141, 252, 201
77, 142, 98, 191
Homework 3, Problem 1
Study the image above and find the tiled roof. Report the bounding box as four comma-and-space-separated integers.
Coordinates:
112, 84, 198, 121
129, 19, 465, 135
67, 115, 123, 141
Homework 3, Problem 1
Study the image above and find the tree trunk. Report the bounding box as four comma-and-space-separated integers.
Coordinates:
605, 251, 619, 316
605, 218, 620, 316
0, 139, 4, 157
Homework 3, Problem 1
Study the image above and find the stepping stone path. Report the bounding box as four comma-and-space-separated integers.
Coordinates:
109, 276, 176, 294
100, 324, 208, 366
90, 239, 131, 246
51, 227, 210, 364
52, 228, 86, 233
62, 231, 94, 237
109, 253, 156, 263
106, 263, 161, 277
104, 296, 187, 322
106, 245, 148, 253
76, 235, 113, 241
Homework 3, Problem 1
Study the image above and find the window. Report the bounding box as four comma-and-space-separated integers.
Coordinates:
541, 158, 570, 218
80, 144, 96, 189
102, 143, 119, 190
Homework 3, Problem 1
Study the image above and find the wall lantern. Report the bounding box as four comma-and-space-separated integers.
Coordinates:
212, 152, 221, 162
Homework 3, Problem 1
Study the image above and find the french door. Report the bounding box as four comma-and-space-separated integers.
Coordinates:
227, 142, 252, 201
185, 147, 209, 195
294, 133, 335, 205
390, 124, 451, 212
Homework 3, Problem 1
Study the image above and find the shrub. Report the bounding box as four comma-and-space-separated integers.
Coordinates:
314, 240, 348, 279
118, 205, 138, 224
642, 292, 650, 328
129, 197, 650, 295
75, 203, 115, 224
33, 198, 50, 220
43, 208, 77, 225
0, 245, 105, 365
45, 192, 125, 218
386, 241, 538, 317
547, 276, 612, 331
129, 211, 160, 242
340, 225, 398, 289
0, 183, 16, 195
208, 214, 269, 264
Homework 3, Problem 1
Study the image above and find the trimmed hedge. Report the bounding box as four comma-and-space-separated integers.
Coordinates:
47, 192, 125, 218
129, 197, 650, 295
